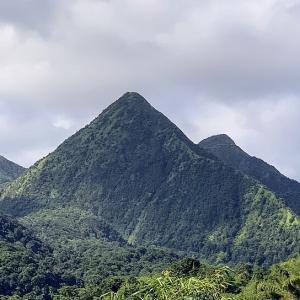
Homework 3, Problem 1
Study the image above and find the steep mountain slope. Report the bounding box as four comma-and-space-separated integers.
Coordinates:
199, 134, 300, 215
0, 92, 299, 266
0, 155, 25, 185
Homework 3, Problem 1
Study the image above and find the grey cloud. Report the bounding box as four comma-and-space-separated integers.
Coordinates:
0, 0, 300, 181
0, 0, 62, 34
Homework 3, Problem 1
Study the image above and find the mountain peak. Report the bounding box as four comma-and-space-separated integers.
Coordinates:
199, 134, 236, 148
113, 92, 150, 108
122, 91, 146, 99
97, 92, 153, 122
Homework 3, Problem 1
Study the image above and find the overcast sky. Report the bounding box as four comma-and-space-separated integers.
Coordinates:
0, 0, 300, 180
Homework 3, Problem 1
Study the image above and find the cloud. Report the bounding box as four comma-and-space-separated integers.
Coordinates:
0, 0, 61, 34
0, 0, 300, 181
53, 117, 73, 130
177, 94, 300, 180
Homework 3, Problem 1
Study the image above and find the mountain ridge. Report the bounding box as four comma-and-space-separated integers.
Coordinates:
199, 134, 300, 214
0, 155, 25, 186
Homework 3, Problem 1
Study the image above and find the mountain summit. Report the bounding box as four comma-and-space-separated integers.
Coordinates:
0, 93, 299, 265
199, 134, 300, 214
200, 134, 236, 147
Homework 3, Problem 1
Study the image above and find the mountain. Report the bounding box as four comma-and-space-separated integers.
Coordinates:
0, 155, 25, 186
199, 134, 300, 215
0, 92, 299, 266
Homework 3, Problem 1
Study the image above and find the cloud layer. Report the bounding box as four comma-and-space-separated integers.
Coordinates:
0, 0, 300, 180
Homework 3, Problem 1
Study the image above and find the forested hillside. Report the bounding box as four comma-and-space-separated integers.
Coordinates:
199, 134, 300, 214
0, 92, 299, 268
0, 212, 181, 298
0, 214, 69, 298
0, 155, 25, 186
20, 207, 181, 285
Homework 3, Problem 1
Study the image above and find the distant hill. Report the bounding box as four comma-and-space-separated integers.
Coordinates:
199, 134, 300, 215
0, 92, 299, 267
0, 155, 25, 186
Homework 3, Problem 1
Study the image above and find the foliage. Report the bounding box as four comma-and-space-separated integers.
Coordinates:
0, 241, 58, 299
230, 186, 300, 265
0, 215, 75, 299
53, 259, 234, 300
20, 207, 181, 285
0, 155, 25, 186
230, 255, 300, 299
52, 256, 300, 300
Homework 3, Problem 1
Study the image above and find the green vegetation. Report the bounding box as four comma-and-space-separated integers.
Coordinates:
0, 92, 299, 267
0, 92, 299, 299
230, 186, 300, 265
0, 155, 25, 186
52, 256, 300, 300
230, 255, 300, 299
199, 134, 300, 214
0, 213, 179, 298
20, 207, 181, 285
0, 215, 74, 299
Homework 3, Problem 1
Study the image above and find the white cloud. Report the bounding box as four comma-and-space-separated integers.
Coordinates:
53, 117, 73, 130
179, 95, 300, 180
0, 24, 51, 94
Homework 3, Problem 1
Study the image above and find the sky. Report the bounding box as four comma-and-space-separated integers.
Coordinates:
0, 0, 300, 181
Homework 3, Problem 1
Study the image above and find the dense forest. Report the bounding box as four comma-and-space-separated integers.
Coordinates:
0, 92, 299, 299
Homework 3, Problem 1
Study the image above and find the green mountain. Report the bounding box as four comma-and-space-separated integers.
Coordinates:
0, 155, 25, 186
0, 92, 299, 267
199, 134, 300, 215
